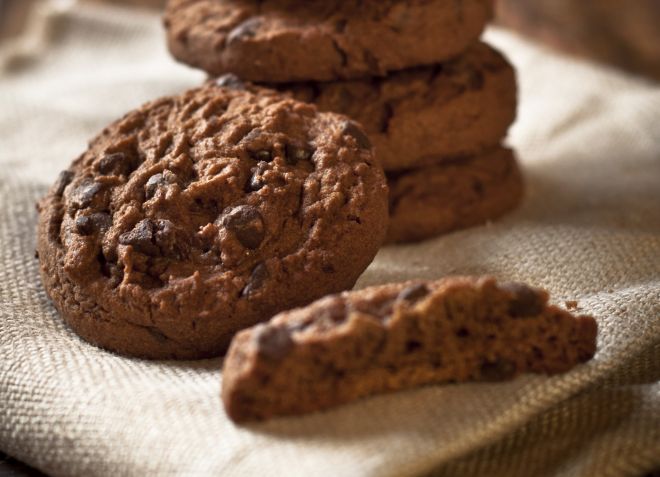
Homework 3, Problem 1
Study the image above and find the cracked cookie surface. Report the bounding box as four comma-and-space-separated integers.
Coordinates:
280, 42, 517, 171
222, 276, 598, 421
36, 80, 388, 359
164, 0, 493, 82
387, 146, 523, 243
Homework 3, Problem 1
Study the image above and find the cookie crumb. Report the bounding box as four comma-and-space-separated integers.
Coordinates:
565, 300, 579, 310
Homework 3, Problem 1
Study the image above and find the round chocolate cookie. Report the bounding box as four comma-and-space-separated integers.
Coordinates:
387, 147, 523, 243
282, 42, 517, 172
37, 80, 388, 359
164, 0, 493, 82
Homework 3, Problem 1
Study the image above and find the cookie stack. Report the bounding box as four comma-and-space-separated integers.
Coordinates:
165, 0, 522, 243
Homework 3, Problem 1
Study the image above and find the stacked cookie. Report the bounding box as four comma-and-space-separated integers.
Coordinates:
164, 0, 522, 243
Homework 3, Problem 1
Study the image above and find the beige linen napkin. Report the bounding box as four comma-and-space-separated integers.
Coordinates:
1, 4, 659, 477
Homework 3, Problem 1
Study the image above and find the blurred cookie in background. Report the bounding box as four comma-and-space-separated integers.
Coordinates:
496, 0, 660, 81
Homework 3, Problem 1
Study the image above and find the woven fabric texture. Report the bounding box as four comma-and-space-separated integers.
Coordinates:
0, 4, 659, 477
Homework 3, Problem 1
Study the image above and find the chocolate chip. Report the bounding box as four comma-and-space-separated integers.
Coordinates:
145, 174, 164, 199
74, 213, 111, 236
472, 180, 484, 197
321, 263, 335, 274
70, 179, 102, 209
456, 327, 470, 338
397, 283, 430, 304
318, 297, 348, 323
118, 218, 185, 257
500, 282, 545, 318
242, 262, 269, 297
341, 121, 372, 150
146, 327, 170, 343
250, 150, 272, 162
248, 175, 265, 192
119, 219, 158, 255
97, 152, 131, 176
146, 170, 178, 200
405, 340, 423, 353
226, 17, 261, 44
222, 205, 265, 249
53, 170, 73, 197
247, 162, 269, 192
285, 144, 313, 165
153, 219, 179, 256
363, 50, 380, 73
479, 358, 517, 381
467, 70, 485, 90
215, 73, 246, 90
254, 325, 293, 361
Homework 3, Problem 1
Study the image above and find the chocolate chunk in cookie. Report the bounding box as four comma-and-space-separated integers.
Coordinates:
501, 282, 547, 317
74, 213, 111, 236
397, 283, 430, 304
54, 170, 74, 197
341, 121, 372, 150
221, 205, 265, 250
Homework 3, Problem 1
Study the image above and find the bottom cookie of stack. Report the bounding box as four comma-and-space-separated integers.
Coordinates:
387, 147, 523, 243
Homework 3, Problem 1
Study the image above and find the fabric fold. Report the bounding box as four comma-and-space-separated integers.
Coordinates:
0, 4, 659, 476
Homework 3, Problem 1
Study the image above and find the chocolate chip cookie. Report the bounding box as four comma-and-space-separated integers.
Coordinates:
164, 0, 493, 82
387, 147, 523, 243
282, 42, 517, 172
222, 276, 598, 421
36, 80, 388, 360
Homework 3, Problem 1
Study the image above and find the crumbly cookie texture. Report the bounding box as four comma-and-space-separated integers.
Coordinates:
282, 42, 517, 172
164, 0, 493, 82
222, 276, 597, 422
36, 80, 388, 360
387, 146, 523, 243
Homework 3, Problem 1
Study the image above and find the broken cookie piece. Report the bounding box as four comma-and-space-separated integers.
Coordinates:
221, 276, 597, 422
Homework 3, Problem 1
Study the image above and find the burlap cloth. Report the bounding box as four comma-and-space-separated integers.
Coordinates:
1, 3, 659, 477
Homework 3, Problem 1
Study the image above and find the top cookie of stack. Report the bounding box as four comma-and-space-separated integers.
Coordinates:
165, 0, 520, 243
165, 0, 493, 82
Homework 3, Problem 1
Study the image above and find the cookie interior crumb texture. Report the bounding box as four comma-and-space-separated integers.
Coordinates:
36, 81, 389, 359
221, 277, 597, 422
